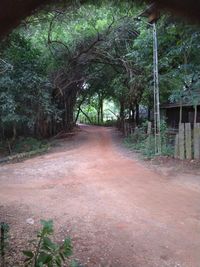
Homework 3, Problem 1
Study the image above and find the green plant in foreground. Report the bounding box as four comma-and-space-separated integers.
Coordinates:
23, 220, 77, 267
0, 222, 10, 267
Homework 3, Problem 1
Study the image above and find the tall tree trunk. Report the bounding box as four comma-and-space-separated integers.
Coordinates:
100, 97, 103, 123
120, 101, 125, 121
119, 100, 125, 130
75, 96, 87, 124
63, 88, 78, 132
80, 108, 92, 124
98, 93, 103, 124
75, 107, 81, 123
12, 123, 16, 142
97, 109, 100, 124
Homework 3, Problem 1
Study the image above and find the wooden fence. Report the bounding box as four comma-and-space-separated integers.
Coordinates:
123, 122, 135, 137
175, 123, 200, 160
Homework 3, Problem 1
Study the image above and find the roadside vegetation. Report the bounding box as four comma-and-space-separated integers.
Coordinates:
124, 120, 174, 159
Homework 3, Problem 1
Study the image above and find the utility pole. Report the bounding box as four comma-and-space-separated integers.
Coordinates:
139, 4, 162, 154
152, 22, 161, 154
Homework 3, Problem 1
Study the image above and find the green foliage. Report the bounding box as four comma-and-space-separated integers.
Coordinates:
0, 222, 10, 267
23, 220, 78, 267
13, 137, 48, 154
0, 32, 60, 140
132, 16, 200, 109
0, 220, 81, 267
124, 120, 174, 159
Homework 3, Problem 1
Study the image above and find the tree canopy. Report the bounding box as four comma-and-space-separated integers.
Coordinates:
0, 0, 200, 141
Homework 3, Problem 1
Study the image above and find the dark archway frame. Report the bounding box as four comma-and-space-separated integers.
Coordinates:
0, 1, 199, 39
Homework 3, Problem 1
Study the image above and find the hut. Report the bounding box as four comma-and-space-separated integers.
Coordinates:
161, 102, 200, 129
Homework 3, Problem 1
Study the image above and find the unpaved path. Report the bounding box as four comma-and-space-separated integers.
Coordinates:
0, 125, 200, 267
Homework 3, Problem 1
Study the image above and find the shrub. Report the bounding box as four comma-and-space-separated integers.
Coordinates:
0, 222, 9, 267
124, 120, 174, 159
13, 137, 48, 154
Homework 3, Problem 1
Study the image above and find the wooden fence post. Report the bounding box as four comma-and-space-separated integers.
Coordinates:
179, 123, 185, 160
174, 134, 179, 159
146, 121, 152, 155
130, 123, 134, 135
124, 122, 127, 136
194, 123, 200, 160
185, 123, 192, 160
128, 123, 131, 136
127, 123, 130, 136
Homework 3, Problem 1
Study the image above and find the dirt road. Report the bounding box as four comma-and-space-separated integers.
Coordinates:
0, 125, 200, 267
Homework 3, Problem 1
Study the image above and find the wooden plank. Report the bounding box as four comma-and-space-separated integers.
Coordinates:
123, 122, 126, 136
130, 125, 134, 135
126, 123, 128, 137
194, 123, 200, 160
126, 123, 128, 136
174, 134, 179, 159
128, 123, 131, 136
124, 122, 127, 137
178, 123, 185, 160
146, 122, 152, 155
147, 121, 152, 135
185, 123, 192, 159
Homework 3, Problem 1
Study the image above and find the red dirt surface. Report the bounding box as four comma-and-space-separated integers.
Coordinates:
0, 125, 200, 267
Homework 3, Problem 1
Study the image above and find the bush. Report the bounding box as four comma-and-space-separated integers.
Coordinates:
124, 120, 174, 159
13, 137, 48, 154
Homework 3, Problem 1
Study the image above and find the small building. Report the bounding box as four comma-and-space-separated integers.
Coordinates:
161, 103, 200, 129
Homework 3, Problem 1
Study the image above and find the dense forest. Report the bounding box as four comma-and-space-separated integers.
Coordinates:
0, 0, 200, 154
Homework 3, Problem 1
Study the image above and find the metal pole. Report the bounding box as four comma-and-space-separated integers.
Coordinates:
153, 26, 157, 154
152, 22, 161, 154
